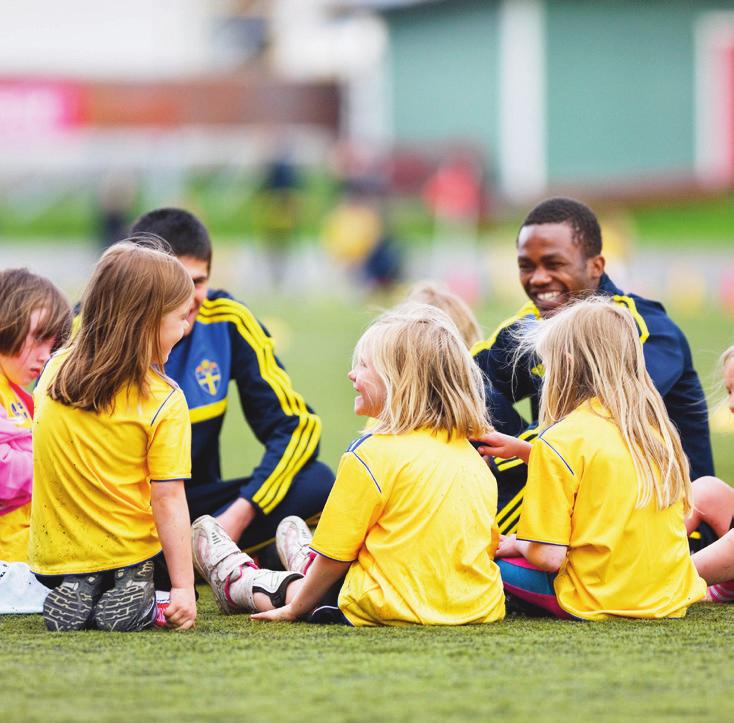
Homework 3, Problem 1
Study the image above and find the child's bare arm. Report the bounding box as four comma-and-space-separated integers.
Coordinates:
251, 554, 351, 623
473, 431, 532, 463
515, 538, 567, 572
151, 481, 197, 630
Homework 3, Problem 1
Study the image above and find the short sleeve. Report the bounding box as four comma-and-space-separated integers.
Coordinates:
147, 389, 192, 482
517, 434, 578, 546
310, 450, 385, 562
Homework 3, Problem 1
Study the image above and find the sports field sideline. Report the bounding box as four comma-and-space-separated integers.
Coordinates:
2, 292, 732, 722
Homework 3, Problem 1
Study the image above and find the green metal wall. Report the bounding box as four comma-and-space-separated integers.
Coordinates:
387, 0, 499, 164
545, 0, 734, 184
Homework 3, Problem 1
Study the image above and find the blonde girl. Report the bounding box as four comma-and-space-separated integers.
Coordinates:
192, 303, 506, 626
0, 269, 70, 564
477, 297, 706, 620
30, 241, 197, 632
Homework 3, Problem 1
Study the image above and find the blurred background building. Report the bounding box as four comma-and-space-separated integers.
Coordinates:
1, 0, 734, 309
368, 0, 734, 202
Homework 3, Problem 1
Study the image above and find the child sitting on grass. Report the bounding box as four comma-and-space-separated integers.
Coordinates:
476, 297, 706, 620
30, 241, 197, 632
192, 303, 506, 626
0, 268, 70, 565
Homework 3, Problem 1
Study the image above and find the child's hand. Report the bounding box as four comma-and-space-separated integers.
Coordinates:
165, 586, 197, 630
251, 604, 298, 623
473, 432, 532, 463
495, 533, 519, 558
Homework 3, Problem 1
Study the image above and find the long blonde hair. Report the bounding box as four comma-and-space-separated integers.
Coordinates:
531, 297, 692, 511
406, 280, 482, 348
356, 303, 491, 439
50, 240, 193, 412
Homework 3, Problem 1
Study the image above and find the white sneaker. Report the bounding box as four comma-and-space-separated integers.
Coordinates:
191, 515, 303, 614
276, 515, 314, 574
191, 515, 256, 614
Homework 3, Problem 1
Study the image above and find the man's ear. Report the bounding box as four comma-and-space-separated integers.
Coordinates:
589, 254, 605, 283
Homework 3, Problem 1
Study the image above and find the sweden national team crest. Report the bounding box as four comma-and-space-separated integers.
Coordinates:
195, 359, 221, 396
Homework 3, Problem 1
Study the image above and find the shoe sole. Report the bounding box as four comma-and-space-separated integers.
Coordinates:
43, 588, 96, 632
94, 585, 155, 632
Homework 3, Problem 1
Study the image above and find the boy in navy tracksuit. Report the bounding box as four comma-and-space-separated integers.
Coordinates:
131, 209, 334, 559
472, 198, 714, 535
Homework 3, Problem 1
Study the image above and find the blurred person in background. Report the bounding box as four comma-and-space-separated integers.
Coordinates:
472, 197, 713, 538
406, 280, 482, 349
131, 208, 334, 567
321, 179, 401, 292
95, 173, 137, 251
255, 149, 302, 289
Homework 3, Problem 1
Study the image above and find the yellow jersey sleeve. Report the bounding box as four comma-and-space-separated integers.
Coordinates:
148, 388, 192, 482
517, 433, 578, 546
310, 450, 385, 562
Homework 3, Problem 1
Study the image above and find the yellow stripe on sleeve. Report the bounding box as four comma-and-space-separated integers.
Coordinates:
198, 299, 320, 513
470, 301, 539, 356
612, 295, 650, 344
189, 397, 228, 424
496, 487, 525, 535
253, 413, 322, 513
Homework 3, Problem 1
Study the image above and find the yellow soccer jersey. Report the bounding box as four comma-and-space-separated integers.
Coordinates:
29, 352, 192, 576
518, 399, 706, 620
311, 429, 505, 626
0, 373, 33, 563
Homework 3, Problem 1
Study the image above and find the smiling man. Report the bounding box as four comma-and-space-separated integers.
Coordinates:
472, 197, 714, 534
130, 208, 334, 564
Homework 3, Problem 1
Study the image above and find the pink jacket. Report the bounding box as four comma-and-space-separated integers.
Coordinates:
0, 406, 33, 516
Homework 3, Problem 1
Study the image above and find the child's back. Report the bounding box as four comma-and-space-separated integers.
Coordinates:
29, 241, 197, 632
30, 349, 190, 576
521, 398, 704, 620
312, 429, 504, 626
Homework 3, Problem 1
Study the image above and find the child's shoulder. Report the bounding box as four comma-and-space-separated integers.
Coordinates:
345, 432, 375, 454
343, 431, 405, 462
343, 429, 449, 464
149, 367, 183, 394
146, 368, 188, 417
538, 401, 615, 458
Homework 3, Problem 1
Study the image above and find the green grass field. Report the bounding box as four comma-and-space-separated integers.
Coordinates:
2, 294, 733, 722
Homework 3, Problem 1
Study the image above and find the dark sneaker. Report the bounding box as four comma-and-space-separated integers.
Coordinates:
93, 560, 156, 632
43, 573, 105, 632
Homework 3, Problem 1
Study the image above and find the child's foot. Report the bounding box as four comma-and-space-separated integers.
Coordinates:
276, 515, 315, 574
43, 573, 105, 632
192, 515, 302, 614
93, 560, 156, 632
